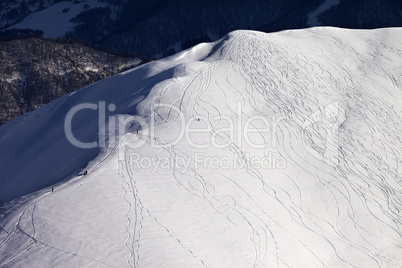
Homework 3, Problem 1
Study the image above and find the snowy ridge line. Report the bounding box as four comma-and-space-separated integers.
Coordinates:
0, 28, 402, 266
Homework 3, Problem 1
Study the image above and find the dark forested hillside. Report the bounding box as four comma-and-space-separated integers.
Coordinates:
1, 0, 401, 57
0, 37, 142, 125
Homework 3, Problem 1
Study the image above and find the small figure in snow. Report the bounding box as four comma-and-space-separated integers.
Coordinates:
84, 170, 88, 176
52, 187, 54, 192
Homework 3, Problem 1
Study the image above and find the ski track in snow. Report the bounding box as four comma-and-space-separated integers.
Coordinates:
1, 28, 402, 267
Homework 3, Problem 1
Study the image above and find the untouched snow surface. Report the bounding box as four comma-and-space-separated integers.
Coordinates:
1, 28, 402, 267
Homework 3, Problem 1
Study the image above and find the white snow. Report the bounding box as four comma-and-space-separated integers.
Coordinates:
5, 0, 108, 38
84, 65, 99, 72
1, 27, 402, 267
307, 0, 340, 26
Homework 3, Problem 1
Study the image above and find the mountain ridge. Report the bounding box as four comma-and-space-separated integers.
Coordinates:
0, 28, 401, 266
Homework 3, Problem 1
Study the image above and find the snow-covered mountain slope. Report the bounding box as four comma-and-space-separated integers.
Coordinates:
1, 28, 402, 267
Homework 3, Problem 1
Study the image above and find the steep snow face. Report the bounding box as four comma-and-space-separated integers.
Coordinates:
1, 28, 402, 267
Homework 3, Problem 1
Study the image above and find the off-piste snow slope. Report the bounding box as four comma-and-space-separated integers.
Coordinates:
1, 28, 402, 267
